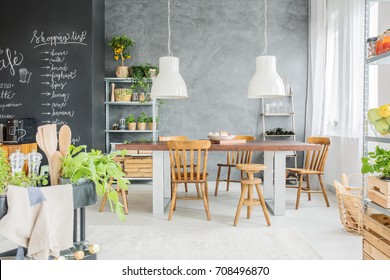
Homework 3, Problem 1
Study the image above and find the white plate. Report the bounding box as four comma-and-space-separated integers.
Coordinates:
207, 135, 235, 141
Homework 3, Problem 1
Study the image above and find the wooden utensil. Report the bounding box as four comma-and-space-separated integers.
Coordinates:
59, 125, 72, 157
41, 124, 58, 185
51, 151, 63, 185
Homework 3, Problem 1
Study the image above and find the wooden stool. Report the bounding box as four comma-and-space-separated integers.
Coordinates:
99, 178, 129, 214
234, 164, 270, 226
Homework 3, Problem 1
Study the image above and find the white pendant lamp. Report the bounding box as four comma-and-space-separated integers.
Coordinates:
247, 0, 285, 98
151, 0, 188, 99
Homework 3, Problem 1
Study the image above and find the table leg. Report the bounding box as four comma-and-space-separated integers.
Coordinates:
152, 151, 171, 215
263, 151, 287, 216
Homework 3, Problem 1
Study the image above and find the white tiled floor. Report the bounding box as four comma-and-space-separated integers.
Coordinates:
87, 181, 362, 260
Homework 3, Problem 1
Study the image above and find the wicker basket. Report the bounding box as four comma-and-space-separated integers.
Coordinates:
333, 174, 363, 235
114, 88, 132, 102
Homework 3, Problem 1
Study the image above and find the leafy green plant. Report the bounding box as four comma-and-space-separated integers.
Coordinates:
361, 146, 390, 178
8, 172, 48, 188
61, 145, 130, 221
148, 116, 158, 123
137, 112, 148, 123
108, 35, 135, 66
0, 149, 10, 194
125, 113, 136, 124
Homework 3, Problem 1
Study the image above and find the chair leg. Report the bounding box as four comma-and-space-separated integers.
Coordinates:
306, 174, 311, 201
201, 183, 211, 221
168, 183, 178, 221
99, 192, 108, 212
196, 183, 201, 198
184, 183, 188, 193
226, 166, 232, 191
247, 184, 253, 219
318, 174, 330, 207
120, 188, 129, 215
205, 181, 209, 200
234, 184, 248, 226
295, 174, 303, 209
255, 183, 271, 226
214, 166, 222, 196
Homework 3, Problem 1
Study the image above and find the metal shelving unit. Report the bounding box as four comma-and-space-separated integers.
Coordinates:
104, 77, 158, 154
261, 93, 298, 172
363, 0, 390, 216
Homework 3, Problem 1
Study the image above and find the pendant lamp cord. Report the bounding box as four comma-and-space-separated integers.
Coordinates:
260, 0, 268, 56
167, 0, 173, 56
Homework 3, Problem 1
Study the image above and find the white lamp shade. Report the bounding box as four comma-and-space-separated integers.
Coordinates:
247, 56, 285, 98
150, 56, 188, 99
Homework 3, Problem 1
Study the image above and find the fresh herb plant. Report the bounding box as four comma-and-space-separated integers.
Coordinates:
0, 149, 10, 193
125, 113, 136, 124
61, 145, 130, 221
137, 112, 148, 123
361, 146, 390, 178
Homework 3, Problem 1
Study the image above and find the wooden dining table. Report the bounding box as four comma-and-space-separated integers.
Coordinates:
116, 140, 321, 216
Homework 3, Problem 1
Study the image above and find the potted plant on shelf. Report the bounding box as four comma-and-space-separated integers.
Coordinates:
108, 34, 135, 78
60, 145, 130, 221
126, 113, 136, 130
361, 145, 390, 208
148, 116, 158, 130
137, 112, 147, 130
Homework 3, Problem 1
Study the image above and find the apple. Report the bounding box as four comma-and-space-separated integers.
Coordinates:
368, 108, 382, 123
374, 119, 389, 135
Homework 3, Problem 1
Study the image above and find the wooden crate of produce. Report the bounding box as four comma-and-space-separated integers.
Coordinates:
368, 176, 390, 209
124, 156, 153, 178
363, 213, 390, 260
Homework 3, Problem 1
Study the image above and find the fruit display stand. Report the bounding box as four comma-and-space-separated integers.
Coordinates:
0, 182, 97, 260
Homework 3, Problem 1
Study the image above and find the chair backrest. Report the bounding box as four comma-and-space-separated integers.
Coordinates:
305, 137, 331, 172
167, 140, 211, 182
159, 135, 188, 141
227, 135, 256, 165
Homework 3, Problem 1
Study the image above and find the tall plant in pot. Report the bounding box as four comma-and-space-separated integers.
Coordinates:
361, 145, 390, 208
108, 34, 135, 78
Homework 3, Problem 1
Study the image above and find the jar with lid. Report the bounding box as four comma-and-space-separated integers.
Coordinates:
382, 29, 390, 53
367, 37, 377, 58
9, 150, 26, 174
376, 33, 384, 55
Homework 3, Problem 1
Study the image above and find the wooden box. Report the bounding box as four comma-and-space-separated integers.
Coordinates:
367, 176, 390, 208
124, 156, 153, 178
363, 213, 390, 260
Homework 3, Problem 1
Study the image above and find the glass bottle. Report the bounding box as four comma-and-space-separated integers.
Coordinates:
9, 150, 26, 174
26, 150, 42, 176
376, 33, 384, 55
382, 30, 390, 53
366, 37, 377, 58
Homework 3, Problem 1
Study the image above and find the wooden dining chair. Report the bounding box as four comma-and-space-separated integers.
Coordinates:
99, 177, 129, 214
214, 135, 256, 196
167, 140, 211, 221
286, 137, 331, 209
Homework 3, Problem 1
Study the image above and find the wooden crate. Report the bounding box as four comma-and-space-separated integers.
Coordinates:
363, 213, 390, 260
124, 156, 152, 178
368, 176, 390, 209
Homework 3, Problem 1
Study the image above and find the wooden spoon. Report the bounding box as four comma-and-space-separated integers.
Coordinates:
59, 125, 72, 157
50, 151, 63, 185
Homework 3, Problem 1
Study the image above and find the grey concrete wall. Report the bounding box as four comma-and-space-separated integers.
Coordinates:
105, 0, 308, 179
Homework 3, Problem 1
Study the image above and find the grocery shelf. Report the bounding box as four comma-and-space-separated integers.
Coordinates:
364, 199, 390, 216
365, 136, 390, 144
105, 101, 152, 106
366, 51, 390, 65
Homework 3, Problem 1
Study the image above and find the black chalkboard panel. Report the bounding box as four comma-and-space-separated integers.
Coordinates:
0, 0, 93, 148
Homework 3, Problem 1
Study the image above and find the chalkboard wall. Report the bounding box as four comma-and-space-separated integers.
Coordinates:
0, 0, 105, 150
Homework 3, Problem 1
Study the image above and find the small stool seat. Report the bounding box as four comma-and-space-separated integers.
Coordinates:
234, 164, 270, 226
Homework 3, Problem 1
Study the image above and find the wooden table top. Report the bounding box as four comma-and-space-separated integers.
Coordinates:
116, 140, 321, 152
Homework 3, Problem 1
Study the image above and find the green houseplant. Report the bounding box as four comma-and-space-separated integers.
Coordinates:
361, 145, 390, 208
361, 146, 390, 178
61, 145, 130, 221
108, 34, 135, 78
126, 113, 136, 130
137, 112, 147, 130
148, 116, 158, 130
